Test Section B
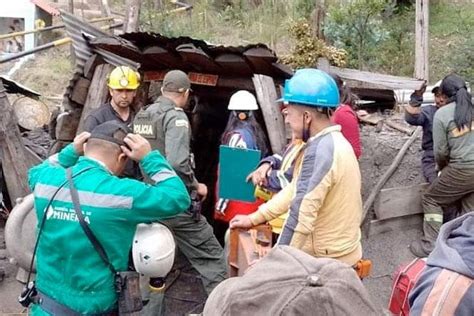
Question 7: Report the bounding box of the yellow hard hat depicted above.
[107,66,140,90]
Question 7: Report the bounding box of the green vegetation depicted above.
[140,0,315,51]
[138,0,473,84]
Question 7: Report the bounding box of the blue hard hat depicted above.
[279,68,340,108]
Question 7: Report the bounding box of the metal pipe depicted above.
[0,17,116,40]
[0,22,123,64]
[4,194,37,273]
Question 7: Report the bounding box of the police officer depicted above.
[28,121,190,315]
[83,66,140,132]
[133,70,226,315]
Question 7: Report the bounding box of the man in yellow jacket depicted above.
[230,69,363,266]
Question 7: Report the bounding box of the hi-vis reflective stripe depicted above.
[34,184,133,209]
[48,154,60,165]
[424,213,443,223]
[151,169,177,183]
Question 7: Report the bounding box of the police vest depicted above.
[133,104,167,155]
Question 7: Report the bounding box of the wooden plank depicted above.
[77,64,113,133]
[317,58,425,91]
[369,214,422,237]
[358,113,384,125]
[55,109,82,141]
[385,119,415,135]
[374,183,429,220]
[415,0,429,81]
[70,77,91,106]
[83,54,104,80]
[252,74,286,154]
[0,81,31,203]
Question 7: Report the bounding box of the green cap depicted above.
[162,70,191,93]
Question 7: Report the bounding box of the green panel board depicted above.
[218,145,261,202]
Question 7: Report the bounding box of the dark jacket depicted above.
[409,212,474,315]
[133,96,198,192]
[83,102,135,132]
[83,102,139,179]
[405,103,437,161]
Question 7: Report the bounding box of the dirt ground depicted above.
[359,112,424,202]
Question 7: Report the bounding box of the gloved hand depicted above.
[216,198,229,214]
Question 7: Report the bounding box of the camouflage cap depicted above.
[162,70,191,93]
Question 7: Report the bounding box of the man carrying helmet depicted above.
[84,66,140,132]
[230,69,363,266]
[27,121,189,315]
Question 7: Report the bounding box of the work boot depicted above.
[409,238,434,258]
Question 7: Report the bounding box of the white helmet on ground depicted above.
[132,223,175,277]
[228,90,259,111]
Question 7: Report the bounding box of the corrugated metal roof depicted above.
[0,76,40,99]
[88,33,293,79]
[61,10,290,80]
[60,10,139,73]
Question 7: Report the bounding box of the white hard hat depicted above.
[228,90,259,111]
[132,223,175,278]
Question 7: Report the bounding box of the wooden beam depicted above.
[385,119,415,135]
[317,57,425,91]
[0,81,31,203]
[415,0,429,81]
[252,74,286,154]
[123,0,142,33]
[70,77,91,106]
[368,214,422,237]
[374,183,429,220]
[83,54,105,80]
[77,64,114,133]
[55,109,82,141]
[362,126,422,221]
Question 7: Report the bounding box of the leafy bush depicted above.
[280,19,347,68]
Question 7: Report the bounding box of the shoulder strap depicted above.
[27,166,95,285]
[66,168,116,275]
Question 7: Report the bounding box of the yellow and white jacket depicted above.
[249,125,363,265]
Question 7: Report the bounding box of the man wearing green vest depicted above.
[28,121,190,315]
[133,70,226,315]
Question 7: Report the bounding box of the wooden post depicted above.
[124,0,142,33]
[77,64,114,133]
[0,81,31,203]
[311,0,326,40]
[415,0,429,81]
[100,0,112,17]
[252,74,286,154]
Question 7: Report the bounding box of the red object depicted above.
[388,258,427,315]
[214,199,264,223]
[214,169,264,223]
[331,104,362,159]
